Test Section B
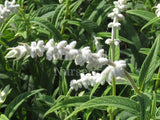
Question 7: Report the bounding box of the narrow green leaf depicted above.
[151,92,156,119]
[141,17,160,31]
[65,96,140,120]
[33,4,57,17]
[0,114,9,120]
[126,10,156,21]
[44,95,91,117]
[70,0,83,14]
[4,89,44,119]
[138,93,152,120]
[51,4,66,28]
[31,17,62,40]
[138,35,160,90]
[0,74,9,79]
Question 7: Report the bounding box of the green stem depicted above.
[60,0,70,34]
[110,17,117,61]
[155,67,160,92]
[109,108,114,120]
[112,77,116,96]
[124,70,141,94]
[66,88,72,97]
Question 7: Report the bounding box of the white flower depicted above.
[0,0,19,23]
[70,79,82,91]
[70,71,101,91]
[96,60,126,85]
[57,40,67,49]
[5,0,19,13]
[30,40,45,58]
[36,40,45,57]
[65,49,78,60]
[108,22,121,29]
[156,4,160,17]
[105,38,120,46]
[108,8,124,20]
[64,41,78,60]
[5,45,28,60]
[45,38,54,50]
[113,1,126,12]
[75,47,91,66]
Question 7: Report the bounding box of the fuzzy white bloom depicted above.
[64,41,78,60]
[86,49,108,69]
[96,60,126,85]
[5,45,29,60]
[70,79,82,91]
[108,8,124,20]
[155,4,160,17]
[70,71,101,91]
[30,40,45,58]
[75,47,91,66]
[108,22,121,29]
[113,0,126,12]
[105,38,120,46]
[0,0,19,22]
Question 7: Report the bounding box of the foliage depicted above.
[0,0,160,120]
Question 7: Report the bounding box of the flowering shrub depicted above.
[0,0,160,120]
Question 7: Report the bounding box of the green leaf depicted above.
[138,93,152,120]
[44,95,91,117]
[126,10,156,21]
[70,0,83,14]
[51,4,66,28]
[65,96,140,120]
[151,92,156,119]
[138,35,160,90]
[33,4,57,17]
[4,89,44,119]
[0,74,9,79]
[141,17,160,31]
[0,114,9,120]
[80,20,98,34]
[116,111,137,120]
[31,17,62,40]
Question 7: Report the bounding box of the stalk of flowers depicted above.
[0,0,19,22]
[70,60,127,91]
[5,38,109,70]
[106,0,126,61]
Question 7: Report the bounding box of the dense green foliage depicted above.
[0,0,160,120]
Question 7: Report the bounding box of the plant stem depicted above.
[124,70,141,94]
[155,67,160,92]
[109,108,114,120]
[112,77,116,96]
[110,17,117,62]
[66,88,72,97]
[60,0,70,34]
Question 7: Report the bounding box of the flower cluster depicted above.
[105,0,126,46]
[0,0,19,22]
[155,4,160,17]
[96,60,126,85]
[5,39,108,69]
[70,71,101,91]
[70,60,126,91]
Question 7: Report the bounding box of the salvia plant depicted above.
[0,0,160,120]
